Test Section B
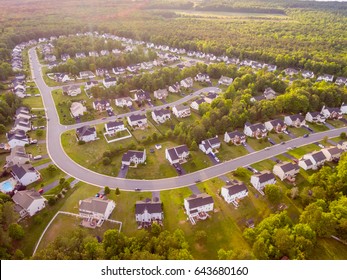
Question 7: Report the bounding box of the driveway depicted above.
[208,153,220,165]
[324,122,335,130]
[189,184,201,195]
[244,143,255,153]
[117,165,129,178]
[173,163,186,176]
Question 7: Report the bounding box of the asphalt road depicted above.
[28,47,347,191]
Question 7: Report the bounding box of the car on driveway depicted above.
[268,138,276,145]
[135,188,141,191]
[303,134,309,138]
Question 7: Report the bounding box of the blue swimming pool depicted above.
[0,179,16,193]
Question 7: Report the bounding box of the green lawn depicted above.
[268,132,291,143]
[165,93,183,103]
[148,117,178,136]
[311,238,347,260]
[31,157,51,167]
[218,143,249,161]
[251,159,276,171]
[289,127,310,137]
[181,151,212,173]
[309,123,329,132]
[23,96,44,108]
[247,137,271,151]
[326,119,346,128]
[29,164,66,190]
[127,121,161,143]
[25,143,47,157]
[287,144,320,158]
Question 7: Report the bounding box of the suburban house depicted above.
[321,147,343,161]
[54,73,71,83]
[250,171,276,194]
[112,67,126,75]
[190,98,206,110]
[195,73,210,83]
[224,131,246,145]
[85,80,99,90]
[5,146,31,168]
[127,114,148,129]
[115,97,132,108]
[284,68,299,76]
[96,68,108,77]
[133,89,151,103]
[264,119,287,133]
[7,129,29,148]
[172,104,191,118]
[76,125,97,142]
[62,85,81,96]
[284,114,306,127]
[299,150,327,170]
[204,92,218,104]
[335,77,347,86]
[180,77,194,89]
[12,190,46,217]
[11,164,41,186]
[301,70,315,79]
[100,50,110,56]
[93,100,111,111]
[105,121,125,135]
[88,51,99,57]
[263,88,277,100]
[61,53,70,61]
[13,118,31,132]
[341,103,347,114]
[273,162,300,181]
[244,122,268,139]
[151,109,171,124]
[70,102,87,118]
[79,71,95,79]
[165,145,190,165]
[317,74,334,82]
[103,77,117,88]
[135,198,164,223]
[337,141,347,151]
[153,88,168,100]
[79,197,116,224]
[169,82,180,93]
[218,76,233,86]
[221,180,248,206]
[199,137,221,154]
[305,112,326,123]
[121,150,146,166]
[184,193,214,219]
[15,107,31,120]
[320,106,342,119]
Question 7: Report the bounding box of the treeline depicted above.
[195,3,286,15]
[0,93,23,127]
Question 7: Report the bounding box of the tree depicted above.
[0,124,6,135]
[151,222,161,237]
[194,230,207,244]
[264,184,283,204]
[115,188,120,195]
[340,132,346,139]
[8,223,25,240]
[104,186,110,195]
[190,140,198,151]
[59,177,66,185]
[102,157,111,165]
[47,164,57,175]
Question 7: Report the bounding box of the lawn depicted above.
[181,151,212,173]
[309,123,329,132]
[23,96,44,108]
[29,164,66,190]
[31,157,51,167]
[165,93,182,104]
[246,137,271,151]
[218,143,249,161]
[251,159,276,171]
[148,117,178,136]
[289,126,310,137]
[268,132,291,143]
[127,121,161,143]
[311,238,347,260]
[326,119,346,128]
[287,144,320,158]
[25,143,47,157]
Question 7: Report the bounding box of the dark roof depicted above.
[135,199,163,214]
[204,136,220,146]
[122,150,145,162]
[226,131,245,138]
[303,159,313,166]
[311,151,326,162]
[193,98,205,105]
[224,182,248,196]
[153,108,170,117]
[16,106,30,115]
[326,147,343,155]
[128,114,146,122]
[175,104,190,111]
[287,114,304,122]
[253,171,275,183]
[12,190,43,209]
[206,92,218,99]
[186,193,213,209]
[93,100,109,106]
[104,77,116,83]
[175,145,189,155]
[246,123,266,132]
[277,162,299,172]
[106,121,123,129]
[268,119,285,126]
[7,129,27,141]
[11,164,36,179]
[167,148,178,161]
[76,126,96,137]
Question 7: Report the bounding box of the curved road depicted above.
[29,48,347,191]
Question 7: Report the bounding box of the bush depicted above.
[340,132,346,139]
[104,186,110,195]
[278,134,284,140]
[78,140,86,145]
[115,188,120,195]
[48,197,56,206]
[57,193,62,199]
[103,157,111,165]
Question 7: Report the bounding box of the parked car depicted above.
[303,134,309,138]
[135,188,141,191]
[38,189,44,194]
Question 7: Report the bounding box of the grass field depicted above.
[289,126,310,137]
[287,144,320,158]
[247,137,271,150]
[218,143,249,161]
[309,123,329,132]
[326,119,346,128]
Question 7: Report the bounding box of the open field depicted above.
[218,143,249,161]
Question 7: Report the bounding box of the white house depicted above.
[85,80,99,90]
[15,107,31,120]
[12,190,46,217]
[79,197,115,222]
[284,68,299,76]
[153,88,168,100]
[7,129,29,148]
[301,70,314,79]
[263,88,277,100]
[54,73,71,83]
[195,73,210,83]
[93,100,111,111]
[180,77,194,89]
[221,180,248,206]
[184,193,214,219]
[127,114,148,129]
[298,158,314,171]
[5,146,31,168]
[317,74,334,83]
[151,109,171,124]
[135,198,163,223]
[76,126,97,142]
[299,150,327,170]
[341,103,347,114]
[11,164,41,186]
[305,112,326,123]
[264,119,287,133]
[284,114,306,127]
[103,77,117,88]
[70,102,87,118]
[199,137,221,154]
[244,122,268,139]
[172,104,191,118]
[13,118,31,132]
[204,92,218,104]
[337,141,347,151]
[218,76,233,86]
[62,85,81,96]
[115,97,132,108]
[165,145,189,165]
[121,150,146,166]
[321,147,343,161]
[88,51,99,57]
[79,71,95,79]
[133,89,151,103]
[273,162,300,181]
[190,98,205,110]
[335,77,347,86]
[320,106,342,119]
[250,171,276,194]
[224,131,246,145]
[105,121,125,135]
[169,82,180,93]
[112,67,126,75]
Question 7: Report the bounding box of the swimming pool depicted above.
[0,179,16,193]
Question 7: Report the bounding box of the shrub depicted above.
[78,140,86,145]
[103,157,111,165]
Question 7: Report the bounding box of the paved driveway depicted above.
[244,144,255,153]
[117,165,129,178]
[324,122,335,130]
[189,184,201,194]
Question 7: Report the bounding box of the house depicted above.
[301,70,315,79]
[244,122,268,139]
[100,50,110,56]
[317,74,334,82]
[5,146,31,168]
[127,65,139,73]
[70,102,87,118]
[298,158,314,171]
[251,95,266,103]
[263,88,277,100]
[62,85,81,96]
[121,150,146,166]
[169,82,180,93]
[112,49,121,55]
[184,193,214,219]
[115,97,132,108]
[11,164,41,186]
[103,77,117,88]
[273,162,300,181]
[264,119,287,133]
[320,106,342,119]
[61,53,70,61]
[13,118,31,132]
[172,104,191,118]
[140,62,153,70]
[305,112,326,123]
[12,190,46,217]
[15,107,31,120]
[221,180,248,206]
[341,103,347,114]
[180,77,194,89]
[44,54,56,62]
[133,89,151,103]
[79,71,95,79]
[76,126,97,142]
[54,73,71,83]
[88,51,99,57]
[199,137,221,154]
[190,98,205,110]
[218,76,233,86]
[263,64,277,72]
[338,141,347,151]
[284,114,306,127]
[250,171,276,193]
[127,114,148,129]
[75,52,86,59]
[195,73,210,83]
[335,77,347,86]
[93,100,111,111]
[7,130,29,148]
[299,150,327,170]
[153,89,168,100]
[165,145,189,165]
[284,68,299,76]
[96,68,108,77]
[135,198,164,223]
[321,147,343,161]
[204,92,218,104]
[85,80,99,90]
[105,121,125,135]
[79,197,115,222]
[151,109,171,124]
[224,131,246,145]
[112,67,126,75]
